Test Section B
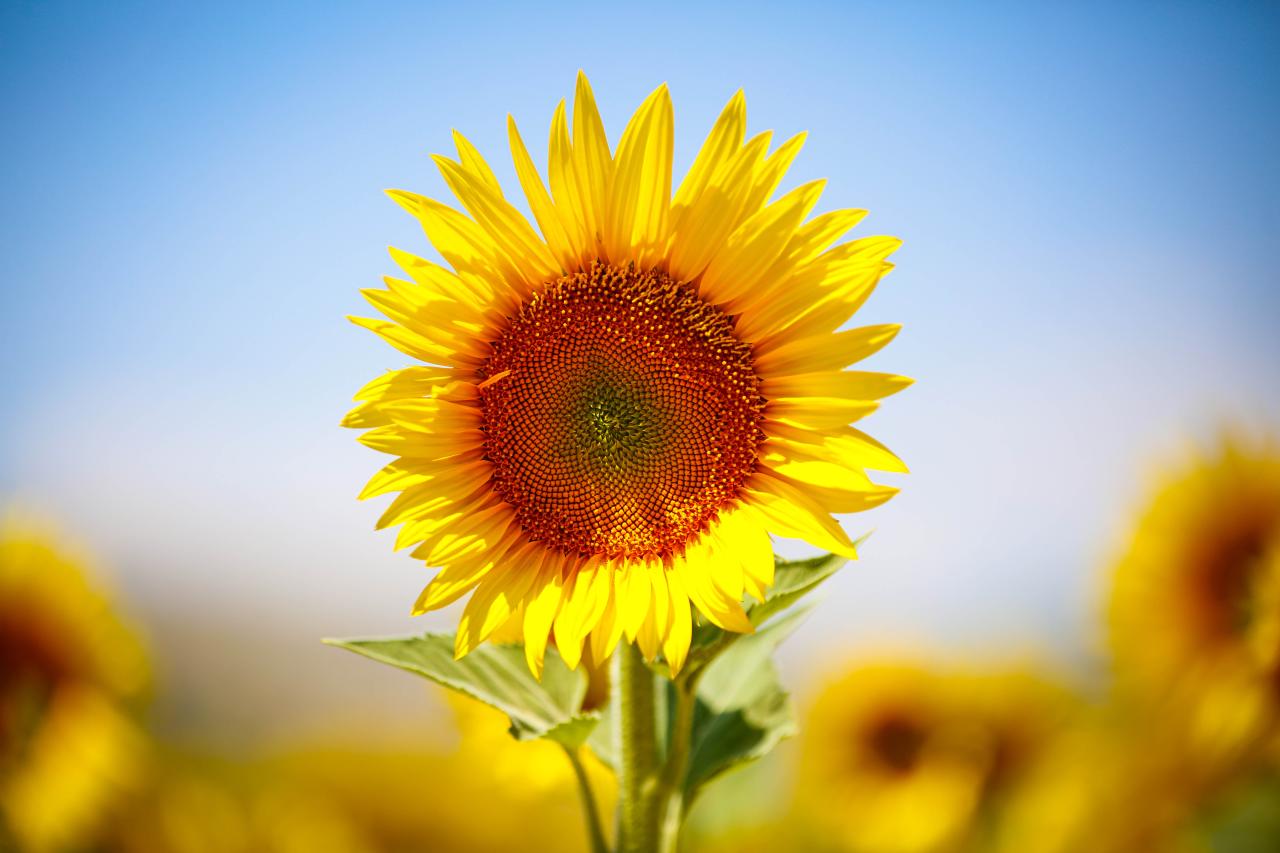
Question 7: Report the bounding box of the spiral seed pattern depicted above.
[478,261,766,561]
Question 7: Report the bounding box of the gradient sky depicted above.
[2,1,1278,740]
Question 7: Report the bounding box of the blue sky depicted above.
[2,1,1277,738]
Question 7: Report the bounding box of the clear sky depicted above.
[2,1,1277,739]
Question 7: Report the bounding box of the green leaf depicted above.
[678,605,811,798]
[686,549,852,672]
[747,551,849,627]
[324,633,599,748]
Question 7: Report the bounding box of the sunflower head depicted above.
[346,73,909,677]
[1108,434,1280,761]
[795,662,1070,853]
[0,513,149,851]
[992,716,1208,853]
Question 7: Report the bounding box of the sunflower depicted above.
[993,712,1212,853]
[346,72,908,676]
[794,662,1071,853]
[1108,434,1280,768]
[0,513,148,852]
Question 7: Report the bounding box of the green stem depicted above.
[564,745,610,853]
[615,642,659,853]
[655,676,698,853]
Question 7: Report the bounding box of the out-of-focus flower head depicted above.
[100,751,380,853]
[447,691,614,804]
[794,661,1072,853]
[1108,433,1280,772]
[994,708,1210,853]
[0,511,149,851]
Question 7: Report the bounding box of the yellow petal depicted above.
[554,560,609,669]
[522,556,564,679]
[740,237,900,342]
[739,131,806,217]
[419,503,515,565]
[671,89,745,214]
[716,509,775,602]
[769,398,880,431]
[406,194,528,309]
[764,368,913,401]
[352,366,458,403]
[456,553,540,658]
[359,456,487,501]
[387,247,497,313]
[571,72,613,252]
[701,179,826,309]
[348,316,456,366]
[662,567,693,675]
[356,424,483,460]
[754,324,904,377]
[547,99,591,257]
[679,544,753,633]
[745,472,859,559]
[376,474,491,530]
[589,591,625,664]
[617,560,652,641]
[413,551,499,614]
[667,131,773,282]
[507,115,578,270]
[606,83,673,266]
[452,129,504,198]
[432,154,559,288]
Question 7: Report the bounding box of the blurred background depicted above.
[2,1,1278,850]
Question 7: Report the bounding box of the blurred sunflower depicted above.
[101,755,380,853]
[1108,435,1280,766]
[994,712,1211,853]
[794,662,1071,853]
[0,514,149,852]
[446,692,614,804]
[346,72,908,676]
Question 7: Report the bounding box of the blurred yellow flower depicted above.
[447,692,615,806]
[264,739,606,853]
[994,709,1208,853]
[794,661,1072,853]
[102,726,613,853]
[345,71,908,676]
[101,752,380,853]
[1108,435,1280,770]
[0,514,149,852]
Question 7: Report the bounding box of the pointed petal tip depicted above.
[525,653,545,681]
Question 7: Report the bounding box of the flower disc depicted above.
[479,261,765,562]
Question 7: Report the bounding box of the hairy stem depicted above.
[616,642,659,852]
[655,675,698,853]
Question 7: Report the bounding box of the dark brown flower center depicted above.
[478,261,765,561]
[865,714,927,775]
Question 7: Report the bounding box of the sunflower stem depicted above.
[654,674,698,853]
[564,745,610,853]
[616,642,659,852]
